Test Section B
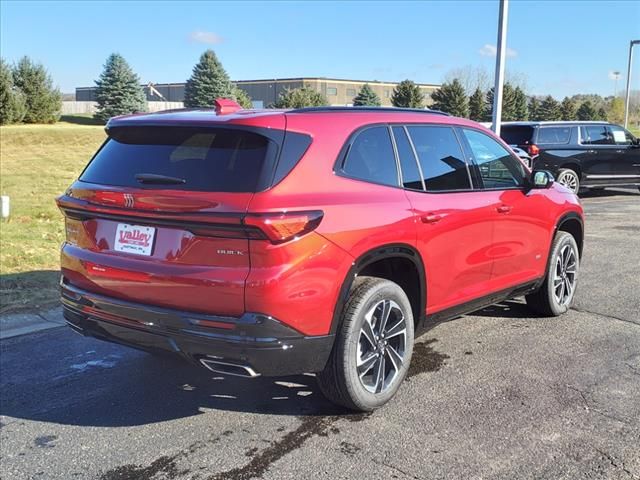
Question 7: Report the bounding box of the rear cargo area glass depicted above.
[500,126,534,145]
[80,127,276,192]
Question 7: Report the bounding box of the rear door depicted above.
[578,124,617,182]
[58,125,283,316]
[392,125,495,313]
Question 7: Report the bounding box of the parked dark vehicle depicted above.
[500,121,640,194]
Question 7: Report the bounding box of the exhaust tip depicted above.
[199,357,260,378]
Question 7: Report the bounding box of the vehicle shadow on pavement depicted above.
[0,330,350,427]
[579,188,639,198]
[467,300,537,319]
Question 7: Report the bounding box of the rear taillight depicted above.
[528,144,540,156]
[243,211,323,244]
[64,217,82,245]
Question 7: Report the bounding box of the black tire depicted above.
[526,232,579,316]
[556,168,580,194]
[317,276,414,411]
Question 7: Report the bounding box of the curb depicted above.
[0,307,66,340]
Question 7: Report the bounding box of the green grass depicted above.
[0,123,106,313]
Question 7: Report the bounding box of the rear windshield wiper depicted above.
[135,173,186,185]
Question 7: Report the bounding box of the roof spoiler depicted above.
[215,98,243,115]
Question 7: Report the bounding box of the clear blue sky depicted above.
[1,0,639,98]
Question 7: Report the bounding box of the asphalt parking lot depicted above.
[1,189,639,480]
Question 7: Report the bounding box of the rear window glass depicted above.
[580,126,613,145]
[406,126,471,191]
[80,127,277,192]
[392,126,424,190]
[500,126,534,146]
[537,126,571,144]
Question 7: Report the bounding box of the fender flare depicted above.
[555,211,584,256]
[329,243,427,334]
[536,211,584,290]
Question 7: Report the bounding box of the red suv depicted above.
[57,101,584,411]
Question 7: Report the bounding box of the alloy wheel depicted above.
[356,299,407,394]
[557,171,579,193]
[553,244,578,306]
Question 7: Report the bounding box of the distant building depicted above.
[75,77,440,107]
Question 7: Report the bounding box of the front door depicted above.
[608,125,640,179]
[459,127,550,291]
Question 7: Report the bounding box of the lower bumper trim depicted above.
[61,279,335,376]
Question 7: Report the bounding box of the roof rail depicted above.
[288,106,450,116]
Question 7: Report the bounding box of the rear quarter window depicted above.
[341,126,399,187]
[537,126,572,144]
[80,127,278,193]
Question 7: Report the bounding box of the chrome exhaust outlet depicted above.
[199,357,261,378]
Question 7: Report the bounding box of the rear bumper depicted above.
[60,279,334,376]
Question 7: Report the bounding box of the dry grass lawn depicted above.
[0,121,105,313]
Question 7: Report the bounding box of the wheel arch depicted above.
[556,212,584,258]
[559,162,582,179]
[330,243,427,334]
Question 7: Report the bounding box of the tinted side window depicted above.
[342,126,398,187]
[608,125,633,145]
[537,126,571,144]
[392,126,424,190]
[580,126,613,145]
[462,128,526,189]
[406,126,471,191]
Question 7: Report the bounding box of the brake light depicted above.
[243,211,323,244]
[528,144,540,156]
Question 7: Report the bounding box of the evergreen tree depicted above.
[353,83,381,106]
[391,80,424,108]
[538,95,561,121]
[430,79,468,117]
[607,97,624,124]
[184,50,233,108]
[273,87,327,108]
[576,100,597,120]
[528,97,541,121]
[0,58,26,124]
[12,56,61,124]
[468,87,485,121]
[485,83,517,121]
[94,53,146,123]
[560,97,577,120]
[231,86,252,109]
[513,86,528,121]
[597,107,608,121]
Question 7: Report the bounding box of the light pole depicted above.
[491,0,509,136]
[624,40,639,129]
[611,71,620,97]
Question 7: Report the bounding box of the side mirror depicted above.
[632,137,640,147]
[531,170,554,189]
